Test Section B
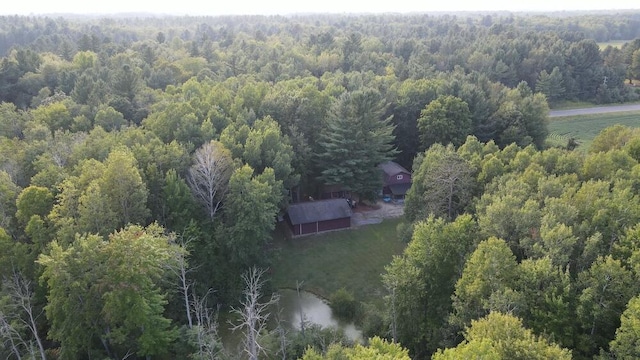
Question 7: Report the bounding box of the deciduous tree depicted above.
[450,237,520,331]
[418,95,472,149]
[576,255,637,356]
[38,224,180,359]
[405,144,475,222]
[99,147,150,228]
[382,214,478,357]
[610,295,640,359]
[223,165,281,267]
[301,336,410,360]
[433,312,572,360]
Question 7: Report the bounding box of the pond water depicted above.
[220,288,363,352]
[276,288,363,342]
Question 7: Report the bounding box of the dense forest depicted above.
[2,10,640,359]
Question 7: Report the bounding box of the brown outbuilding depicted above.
[286,198,352,236]
[378,161,412,200]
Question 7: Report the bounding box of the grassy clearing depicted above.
[597,40,629,50]
[270,218,406,302]
[548,111,640,151]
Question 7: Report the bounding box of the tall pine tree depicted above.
[316,88,397,201]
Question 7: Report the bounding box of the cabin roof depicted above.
[378,161,410,177]
[287,199,353,225]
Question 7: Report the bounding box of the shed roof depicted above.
[378,161,410,177]
[287,199,353,225]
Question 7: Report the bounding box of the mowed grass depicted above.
[548,111,640,151]
[270,218,406,302]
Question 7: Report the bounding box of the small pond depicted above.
[221,288,363,352]
[277,288,363,342]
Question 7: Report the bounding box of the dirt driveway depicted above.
[351,201,404,227]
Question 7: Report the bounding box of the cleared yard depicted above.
[270,218,405,302]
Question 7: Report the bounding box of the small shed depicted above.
[286,199,352,236]
[379,161,412,199]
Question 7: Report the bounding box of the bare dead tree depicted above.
[421,151,473,221]
[271,302,289,360]
[296,280,305,338]
[230,267,279,360]
[188,141,233,221]
[192,289,223,360]
[1,271,46,360]
[167,232,224,360]
[0,312,25,360]
[167,233,195,329]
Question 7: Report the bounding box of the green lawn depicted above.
[270,218,406,302]
[548,111,640,151]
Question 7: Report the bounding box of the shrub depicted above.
[360,303,387,338]
[329,288,358,321]
[396,221,414,243]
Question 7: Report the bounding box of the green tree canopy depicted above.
[38,224,180,359]
[433,312,572,360]
[610,295,640,359]
[405,144,475,222]
[223,165,281,268]
[301,336,410,360]
[383,214,479,357]
[450,237,519,330]
[418,95,472,150]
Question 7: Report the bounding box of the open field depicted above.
[270,218,405,301]
[597,40,630,50]
[548,111,640,151]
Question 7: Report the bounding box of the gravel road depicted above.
[549,104,640,118]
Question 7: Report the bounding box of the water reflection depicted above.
[277,288,362,342]
[220,288,363,353]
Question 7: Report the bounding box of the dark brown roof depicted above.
[287,199,352,225]
[378,161,410,177]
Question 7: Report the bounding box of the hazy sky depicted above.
[2,0,639,16]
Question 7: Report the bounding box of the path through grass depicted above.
[270,218,405,302]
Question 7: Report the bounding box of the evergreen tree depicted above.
[316,88,397,201]
[536,67,565,104]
